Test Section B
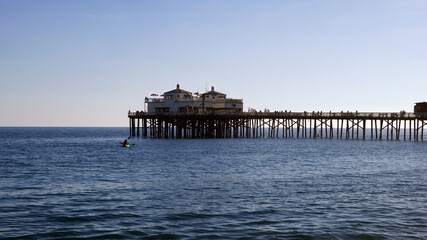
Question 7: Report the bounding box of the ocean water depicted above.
[0,127,425,240]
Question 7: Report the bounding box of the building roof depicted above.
[164,84,192,95]
[201,86,226,96]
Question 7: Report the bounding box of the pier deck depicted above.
[128,111,427,141]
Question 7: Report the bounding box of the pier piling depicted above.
[128,112,426,141]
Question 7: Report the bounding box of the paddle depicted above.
[120,137,135,145]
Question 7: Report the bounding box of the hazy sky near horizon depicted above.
[1,0,426,126]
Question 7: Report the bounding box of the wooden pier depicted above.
[128,111,426,141]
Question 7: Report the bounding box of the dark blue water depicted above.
[0,127,425,239]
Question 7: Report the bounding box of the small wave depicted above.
[166,212,217,221]
[246,219,281,225]
[47,215,101,223]
[83,233,129,239]
[47,212,142,223]
[141,233,189,239]
[238,209,278,216]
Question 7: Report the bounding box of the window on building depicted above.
[165,95,173,100]
[156,108,170,113]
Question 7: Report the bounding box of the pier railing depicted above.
[129,111,427,119]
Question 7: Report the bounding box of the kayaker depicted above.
[123,139,129,146]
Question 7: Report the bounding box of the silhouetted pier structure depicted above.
[128,111,426,141]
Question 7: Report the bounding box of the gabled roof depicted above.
[164,84,192,95]
[165,89,192,94]
[201,86,226,96]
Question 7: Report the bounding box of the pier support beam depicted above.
[127,112,425,141]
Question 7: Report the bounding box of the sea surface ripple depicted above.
[0,127,426,239]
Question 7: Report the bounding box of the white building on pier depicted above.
[145,84,243,115]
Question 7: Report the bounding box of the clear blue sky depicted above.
[1,0,426,126]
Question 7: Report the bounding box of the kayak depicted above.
[123,144,130,147]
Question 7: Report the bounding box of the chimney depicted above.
[211,86,214,91]
[177,84,180,89]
